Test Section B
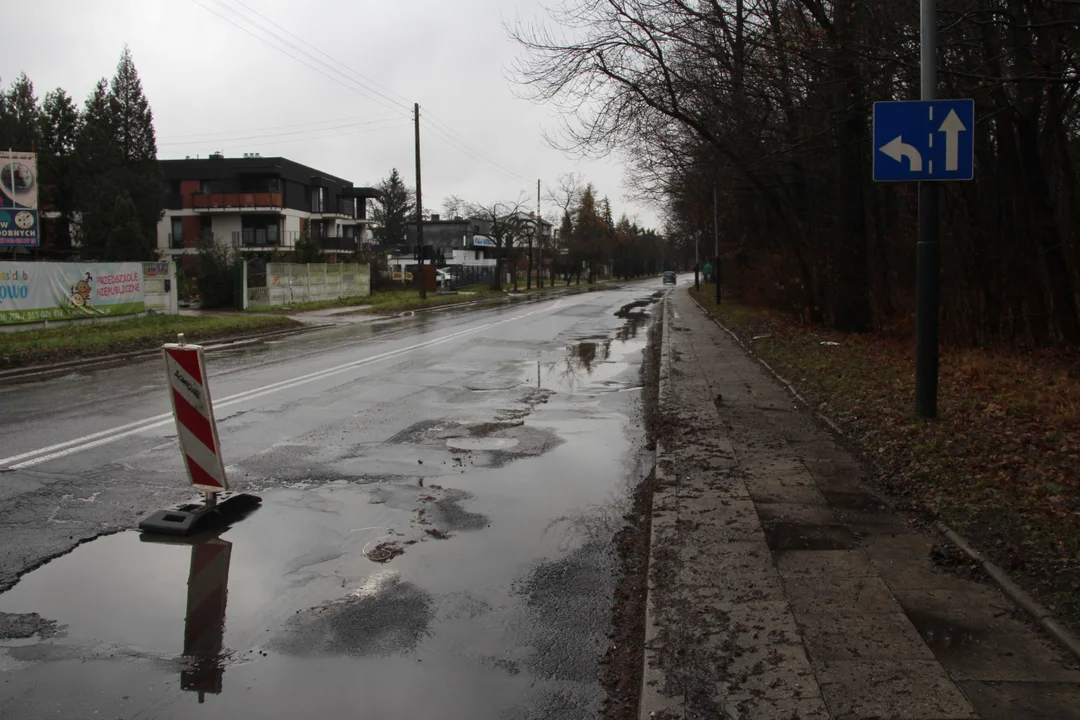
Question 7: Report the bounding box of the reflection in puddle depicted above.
[446,437,521,451]
[140,533,234,704]
[540,297,656,392]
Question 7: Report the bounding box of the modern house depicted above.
[157,154,381,260]
[402,213,552,267]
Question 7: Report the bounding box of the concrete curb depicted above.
[638,294,673,720]
[686,291,1080,665]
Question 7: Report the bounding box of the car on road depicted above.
[663,270,677,285]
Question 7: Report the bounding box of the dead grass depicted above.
[690,285,1080,633]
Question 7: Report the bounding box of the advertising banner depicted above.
[0,151,39,247]
[0,262,145,325]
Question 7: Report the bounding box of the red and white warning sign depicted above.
[163,342,229,492]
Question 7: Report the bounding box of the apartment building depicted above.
[157,154,380,259]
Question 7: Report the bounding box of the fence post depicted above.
[242,260,249,311]
[169,259,179,314]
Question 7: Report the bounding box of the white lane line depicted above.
[3,300,566,470]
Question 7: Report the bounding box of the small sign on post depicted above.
[139,334,259,535]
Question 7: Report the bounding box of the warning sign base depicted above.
[138,492,261,536]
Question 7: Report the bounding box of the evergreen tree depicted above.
[0,73,40,151]
[574,185,606,283]
[74,47,162,261]
[371,168,414,246]
[76,78,116,168]
[109,46,157,164]
[38,89,81,249]
[103,191,145,261]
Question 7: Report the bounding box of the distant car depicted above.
[436,269,452,288]
[663,271,677,285]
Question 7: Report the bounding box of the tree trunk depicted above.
[527,240,533,290]
[829,5,872,333]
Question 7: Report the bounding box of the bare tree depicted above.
[467,198,529,291]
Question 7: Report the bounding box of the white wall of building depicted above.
[156,217,171,251]
[449,249,496,267]
[282,211,304,247]
[212,215,242,245]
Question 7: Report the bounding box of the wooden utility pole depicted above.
[414,103,426,300]
[537,179,543,289]
[713,183,721,305]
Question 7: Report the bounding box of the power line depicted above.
[210,0,411,114]
[158,110,403,141]
[186,0,411,118]
[421,120,531,185]
[159,118,407,147]
[189,0,534,186]
[423,110,531,183]
[167,121,405,152]
[228,0,414,109]
[421,119,531,184]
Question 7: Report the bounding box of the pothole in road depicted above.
[446,437,520,451]
[464,378,520,392]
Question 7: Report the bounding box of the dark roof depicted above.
[159,156,375,194]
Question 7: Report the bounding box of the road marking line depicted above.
[2,301,566,470]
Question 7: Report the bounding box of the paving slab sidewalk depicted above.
[640,289,1080,719]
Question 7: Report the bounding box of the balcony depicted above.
[191,192,282,211]
[320,235,357,252]
[168,230,214,249]
[232,228,293,248]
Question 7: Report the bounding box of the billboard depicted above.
[0,262,145,325]
[0,151,39,247]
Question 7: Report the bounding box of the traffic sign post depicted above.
[872,0,975,420]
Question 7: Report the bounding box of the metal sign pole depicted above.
[915,0,940,419]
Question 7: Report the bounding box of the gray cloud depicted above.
[3,0,658,227]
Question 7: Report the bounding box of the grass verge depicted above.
[0,314,301,370]
[357,287,501,314]
[689,285,1080,634]
[261,295,372,314]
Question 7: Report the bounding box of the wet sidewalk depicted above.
[640,290,1080,719]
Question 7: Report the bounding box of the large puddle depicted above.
[0,294,660,719]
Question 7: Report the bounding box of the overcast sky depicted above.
[2,0,658,228]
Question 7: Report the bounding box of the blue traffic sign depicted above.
[873,99,974,182]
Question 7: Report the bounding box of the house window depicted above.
[241,216,280,247]
[200,180,212,195]
[310,186,327,213]
[171,217,183,248]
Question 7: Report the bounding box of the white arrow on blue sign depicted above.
[873,99,975,182]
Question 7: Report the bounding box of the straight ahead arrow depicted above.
[938,109,966,172]
[879,136,923,172]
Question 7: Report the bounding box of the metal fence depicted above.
[443,265,495,288]
[245,262,370,309]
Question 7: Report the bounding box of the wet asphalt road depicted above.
[0,282,663,719]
